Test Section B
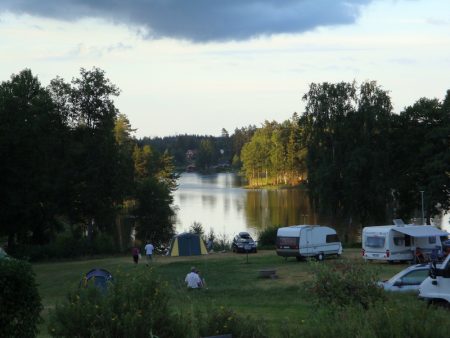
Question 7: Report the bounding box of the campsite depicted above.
[33,248,450,337]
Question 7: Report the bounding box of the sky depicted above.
[0,0,449,138]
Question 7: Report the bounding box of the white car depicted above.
[419,254,450,304]
[379,264,430,292]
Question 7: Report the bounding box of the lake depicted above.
[173,172,327,242]
[173,172,450,243]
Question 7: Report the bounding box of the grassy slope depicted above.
[33,249,407,337]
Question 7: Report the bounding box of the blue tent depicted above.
[80,268,113,291]
[168,233,207,257]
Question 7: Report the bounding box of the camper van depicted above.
[362,221,449,263]
[276,225,342,261]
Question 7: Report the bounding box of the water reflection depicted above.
[173,172,316,241]
[173,173,448,243]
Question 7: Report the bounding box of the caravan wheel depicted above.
[316,253,324,261]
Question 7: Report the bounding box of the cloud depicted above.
[0,0,373,42]
[426,17,450,26]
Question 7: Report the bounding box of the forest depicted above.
[240,82,450,226]
[0,68,178,258]
[145,81,449,227]
[1,69,449,258]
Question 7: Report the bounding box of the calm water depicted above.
[173,172,316,241]
[173,172,450,242]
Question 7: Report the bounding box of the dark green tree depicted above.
[302,81,394,225]
[132,144,176,244]
[392,93,450,222]
[48,67,122,237]
[196,138,216,169]
[0,69,67,248]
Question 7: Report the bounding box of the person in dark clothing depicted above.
[132,246,140,264]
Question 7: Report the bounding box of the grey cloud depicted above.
[0,0,373,42]
[426,17,450,26]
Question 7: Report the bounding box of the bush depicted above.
[48,269,189,338]
[285,295,450,337]
[257,226,279,247]
[213,233,232,252]
[0,258,42,337]
[10,233,118,261]
[309,259,385,308]
[197,306,269,338]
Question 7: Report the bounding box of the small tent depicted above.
[168,232,208,257]
[80,268,113,292]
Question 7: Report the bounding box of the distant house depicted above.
[186,149,197,162]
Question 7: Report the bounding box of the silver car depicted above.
[379,264,430,292]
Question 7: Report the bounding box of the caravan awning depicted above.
[394,226,449,238]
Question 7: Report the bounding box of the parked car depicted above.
[232,232,257,253]
[379,264,430,292]
[419,254,450,304]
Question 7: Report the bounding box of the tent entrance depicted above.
[178,234,201,255]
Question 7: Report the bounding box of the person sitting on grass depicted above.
[185,266,202,289]
[196,269,207,289]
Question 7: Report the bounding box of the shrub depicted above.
[189,221,205,236]
[257,226,279,247]
[309,259,385,308]
[48,269,189,338]
[197,306,269,338]
[10,233,118,261]
[0,258,42,337]
[215,233,232,251]
[285,295,450,337]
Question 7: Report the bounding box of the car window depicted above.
[401,269,429,285]
[240,237,253,242]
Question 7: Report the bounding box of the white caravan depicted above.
[276,225,342,261]
[419,254,450,304]
[362,221,448,262]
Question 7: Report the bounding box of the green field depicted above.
[33,249,410,337]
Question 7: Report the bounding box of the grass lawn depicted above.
[33,249,410,337]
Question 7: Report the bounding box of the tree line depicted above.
[240,81,450,226]
[0,68,177,253]
[141,126,258,171]
[2,68,447,254]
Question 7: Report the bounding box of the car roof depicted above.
[400,264,429,272]
[386,264,430,284]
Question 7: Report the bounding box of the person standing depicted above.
[207,239,213,253]
[144,241,154,264]
[185,267,202,289]
[131,245,140,264]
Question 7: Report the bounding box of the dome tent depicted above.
[168,232,208,257]
[80,268,113,292]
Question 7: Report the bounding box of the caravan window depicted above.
[394,237,405,246]
[365,236,385,248]
[326,234,339,243]
[428,237,436,244]
[277,237,298,248]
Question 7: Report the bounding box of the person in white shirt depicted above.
[144,242,154,264]
[185,267,202,289]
